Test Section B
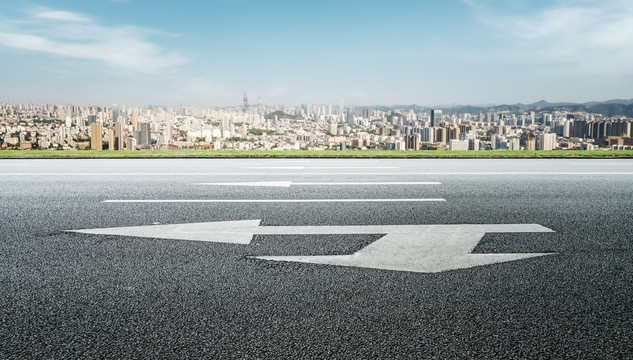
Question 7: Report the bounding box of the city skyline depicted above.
[1,0,632,106]
[2,99,631,152]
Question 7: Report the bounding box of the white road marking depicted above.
[245,166,401,169]
[573,162,633,165]
[193,181,294,187]
[252,223,556,273]
[292,182,441,185]
[192,181,441,187]
[245,166,305,169]
[67,220,555,273]
[103,198,446,203]
[67,220,261,244]
[2,172,633,176]
[276,160,379,163]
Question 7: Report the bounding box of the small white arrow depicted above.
[67,221,556,273]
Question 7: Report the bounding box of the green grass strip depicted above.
[1,149,633,158]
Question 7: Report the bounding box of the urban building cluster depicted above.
[1,99,632,151]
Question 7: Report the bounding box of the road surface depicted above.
[1,158,632,358]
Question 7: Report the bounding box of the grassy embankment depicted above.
[1,149,633,158]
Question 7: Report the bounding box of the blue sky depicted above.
[0,0,632,106]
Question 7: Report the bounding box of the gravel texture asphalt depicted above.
[1,159,632,359]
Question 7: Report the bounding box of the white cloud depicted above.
[0,7,189,73]
[465,0,633,74]
[34,10,92,22]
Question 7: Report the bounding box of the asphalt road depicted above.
[1,158,632,359]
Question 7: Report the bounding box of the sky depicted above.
[0,0,632,107]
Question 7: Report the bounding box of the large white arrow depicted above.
[67,221,555,273]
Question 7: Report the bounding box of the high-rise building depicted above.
[115,121,125,150]
[90,122,103,150]
[434,127,447,144]
[420,127,435,143]
[126,137,137,151]
[329,122,338,135]
[543,113,553,126]
[129,114,138,130]
[448,139,469,150]
[405,135,420,150]
[508,137,520,150]
[491,135,509,150]
[537,133,557,150]
[112,104,119,123]
[108,129,115,150]
[431,109,442,127]
[339,100,344,122]
[347,104,355,125]
[134,122,151,147]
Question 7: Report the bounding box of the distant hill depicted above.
[368,105,427,112]
[522,100,577,108]
[365,99,633,117]
[583,99,633,106]
[442,104,522,115]
[265,111,303,120]
[540,104,633,118]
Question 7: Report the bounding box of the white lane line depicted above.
[245,166,400,169]
[103,198,446,203]
[192,181,442,187]
[246,166,305,169]
[2,172,633,176]
[193,181,294,187]
[296,181,441,185]
[276,160,379,163]
[573,163,633,165]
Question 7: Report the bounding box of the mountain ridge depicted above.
[363,99,633,118]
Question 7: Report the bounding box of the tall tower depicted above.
[108,128,115,150]
[112,104,119,123]
[347,104,355,125]
[134,122,152,147]
[431,109,442,127]
[90,122,103,150]
[339,100,344,123]
[115,121,125,150]
[243,92,248,113]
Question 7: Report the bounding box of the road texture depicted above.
[1,158,632,359]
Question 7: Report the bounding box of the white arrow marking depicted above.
[67,220,262,244]
[67,221,555,273]
[191,181,441,187]
[253,224,555,273]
